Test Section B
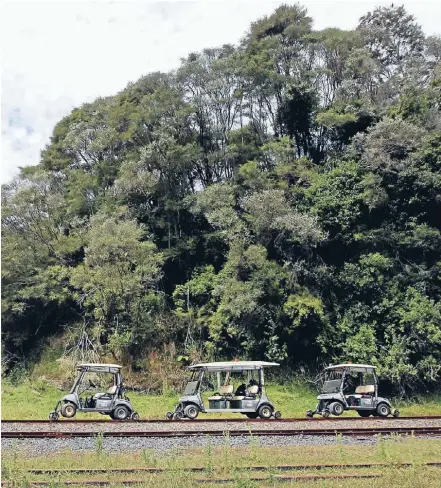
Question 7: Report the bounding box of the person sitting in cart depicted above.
[235,382,247,396]
[235,377,259,397]
[342,372,357,394]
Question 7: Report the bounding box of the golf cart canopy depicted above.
[187,361,279,372]
[325,364,376,373]
[76,363,122,373]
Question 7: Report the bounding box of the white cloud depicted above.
[1,0,440,182]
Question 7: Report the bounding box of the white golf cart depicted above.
[49,363,139,421]
[306,363,399,418]
[166,361,281,420]
[166,361,282,420]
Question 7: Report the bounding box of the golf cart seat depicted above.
[345,385,375,400]
[355,385,375,395]
[93,385,118,400]
[246,385,259,397]
[208,385,233,401]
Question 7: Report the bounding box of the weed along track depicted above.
[2,462,441,486]
[0,473,385,485]
[16,461,441,474]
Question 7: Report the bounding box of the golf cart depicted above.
[49,363,139,421]
[306,363,399,418]
[166,361,282,420]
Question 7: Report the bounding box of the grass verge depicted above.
[2,378,441,420]
[2,437,441,487]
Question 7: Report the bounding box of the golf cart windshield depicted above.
[321,370,343,393]
[71,365,121,396]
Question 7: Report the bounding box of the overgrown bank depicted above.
[3,378,441,420]
[2,341,441,420]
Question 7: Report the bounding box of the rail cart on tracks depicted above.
[307,363,400,418]
[49,363,139,421]
[166,361,282,420]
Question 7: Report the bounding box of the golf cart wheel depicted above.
[49,412,59,421]
[376,403,391,417]
[166,411,174,420]
[184,404,199,420]
[61,402,77,418]
[322,408,331,418]
[306,410,314,418]
[274,410,282,419]
[357,410,371,417]
[131,412,140,421]
[392,409,400,418]
[172,411,183,420]
[329,402,344,416]
[258,405,273,419]
[112,405,130,421]
[245,413,259,419]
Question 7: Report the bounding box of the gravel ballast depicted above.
[3,418,440,456]
[3,418,441,456]
[3,418,441,433]
[4,433,441,457]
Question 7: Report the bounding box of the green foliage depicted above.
[358,5,425,74]
[68,209,165,354]
[283,289,325,331]
[2,3,441,395]
[316,110,357,128]
[306,160,366,233]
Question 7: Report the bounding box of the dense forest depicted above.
[2,4,441,394]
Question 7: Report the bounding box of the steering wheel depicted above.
[200,380,215,393]
[78,379,97,396]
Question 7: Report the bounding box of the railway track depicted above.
[3,426,441,438]
[2,462,441,486]
[0,473,383,485]
[3,415,441,424]
[18,460,441,474]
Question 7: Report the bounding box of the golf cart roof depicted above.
[188,361,279,372]
[325,363,376,372]
[76,363,122,372]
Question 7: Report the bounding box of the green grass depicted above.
[2,377,441,420]
[3,341,441,420]
[0,379,316,420]
[2,436,441,487]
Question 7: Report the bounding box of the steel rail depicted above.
[1,473,384,485]
[3,415,441,424]
[3,426,441,439]
[3,461,441,486]
[25,461,441,474]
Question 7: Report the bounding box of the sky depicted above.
[1,0,440,183]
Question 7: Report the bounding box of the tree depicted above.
[69,208,164,355]
[358,5,425,79]
[2,3,441,393]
